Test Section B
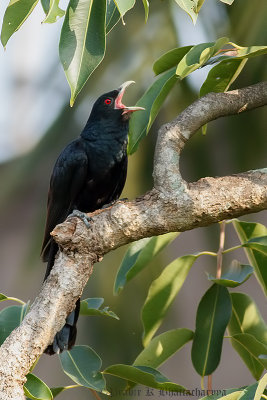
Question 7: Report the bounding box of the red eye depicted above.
[104,98,112,105]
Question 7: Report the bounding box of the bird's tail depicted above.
[43,239,80,355]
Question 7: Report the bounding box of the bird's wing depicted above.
[41,141,88,260]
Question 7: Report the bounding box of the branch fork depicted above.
[0,82,267,399]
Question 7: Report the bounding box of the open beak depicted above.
[115,81,145,114]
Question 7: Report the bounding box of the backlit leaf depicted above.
[42,0,65,23]
[106,0,121,34]
[243,236,267,255]
[128,68,178,154]
[1,0,39,47]
[142,255,198,346]
[254,373,267,400]
[191,284,232,376]
[233,220,267,296]
[200,58,247,97]
[173,0,202,25]
[59,345,107,393]
[114,233,178,294]
[142,0,149,22]
[219,0,235,4]
[133,328,193,368]
[228,292,267,379]
[176,37,229,79]
[228,292,267,345]
[59,0,106,106]
[113,0,135,22]
[153,46,193,75]
[230,333,267,380]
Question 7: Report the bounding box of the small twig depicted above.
[216,221,226,279]
[90,389,102,400]
[207,375,213,394]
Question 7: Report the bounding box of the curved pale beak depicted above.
[115,81,145,113]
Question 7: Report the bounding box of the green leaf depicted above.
[219,0,235,4]
[104,364,187,392]
[153,46,193,75]
[59,345,107,393]
[106,0,121,34]
[42,0,65,23]
[176,37,229,79]
[142,0,149,22]
[207,261,254,288]
[1,0,39,47]
[0,294,8,302]
[230,333,267,380]
[24,374,52,400]
[80,298,119,320]
[233,220,267,296]
[237,383,258,400]
[254,372,267,400]
[228,292,267,379]
[59,0,106,106]
[114,232,178,294]
[0,304,28,345]
[215,393,243,400]
[41,0,50,14]
[259,354,267,368]
[173,0,202,25]
[243,236,267,255]
[200,58,247,97]
[142,255,197,347]
[113,0,135,22]
[133,328,193,368]
[235,44,267,58]
[191,284,232,376]
[128,68,178,154]
[228,292,267,345]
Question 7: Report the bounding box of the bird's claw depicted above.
[68,209,92,228]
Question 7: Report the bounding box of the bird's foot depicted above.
[68,209,92,228]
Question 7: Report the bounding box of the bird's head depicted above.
[89,81,145,123]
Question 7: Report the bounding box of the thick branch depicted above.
[0,82,266,399]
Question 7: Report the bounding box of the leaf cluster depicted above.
[1,219,267,399]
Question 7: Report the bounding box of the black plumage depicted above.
[41,81,144,355]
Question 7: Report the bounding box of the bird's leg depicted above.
[68,209,92,228]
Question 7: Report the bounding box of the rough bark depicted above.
[0,82,266,399]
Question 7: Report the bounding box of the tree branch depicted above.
[0,82,266,399]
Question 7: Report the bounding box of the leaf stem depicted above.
[222,244,243,254]
[7,297,25,305]
[198,251,218,257]
[217,221,226,279]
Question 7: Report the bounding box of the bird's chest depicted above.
[89,139,127,179]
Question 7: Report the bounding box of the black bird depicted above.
[41,81,144,355]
